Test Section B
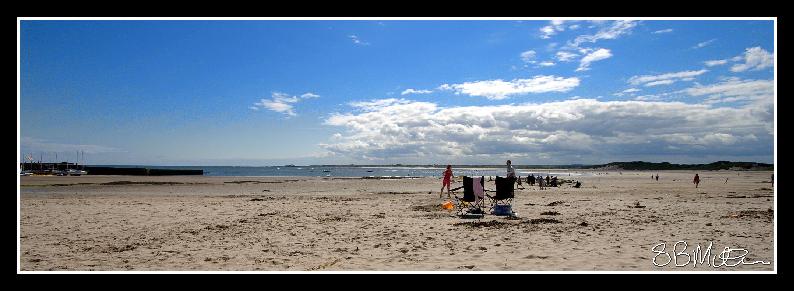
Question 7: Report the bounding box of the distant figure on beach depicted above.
[506,160,516,179]
[655,174,659,181]
[506,160,523,189]
[546,175,550,185]
[693,174,700,188]
[551,176,558,187]
[574,181,581,188]
[771,174,774,183]
[440,165,453,198]
[528,175,535,186]
[538,175,545,190]
[725,178,729,184]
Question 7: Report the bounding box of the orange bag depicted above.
[442,201,454,210]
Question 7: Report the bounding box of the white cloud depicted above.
[576,48,612,72]
[539,26,557,39]
[568,24,580,30]
[730,47,773,72]
[682,78,773,105]
[693,39,716,49]
[251,92,320,117]
[401,88,433,95]
[614,88,641,96]
[644,80,676,87]
[633,94,663,101]
[538,61,556,67]
[568,20,638,48]
[438,75,580,100]
[704,59,728,67]
[653,29,674,34]
[256,99,295,116]
[520,50,537,63]
[348,35,370,45]
[556,51,579,62]
[321,98,772,163]
[628,69,708,87]
[539,20,568,39]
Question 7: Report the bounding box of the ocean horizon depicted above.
[85,165,594,177]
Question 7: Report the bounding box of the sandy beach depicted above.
[18,170,774,271]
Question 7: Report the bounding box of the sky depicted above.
[19,19,775,166]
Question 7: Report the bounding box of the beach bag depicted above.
[493,204,512,216]
[442,201,454,210]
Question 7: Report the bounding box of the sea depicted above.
[93,165,592,178]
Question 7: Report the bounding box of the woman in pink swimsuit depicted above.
[440,165,453,198]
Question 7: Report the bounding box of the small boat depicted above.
[322,170,331,172]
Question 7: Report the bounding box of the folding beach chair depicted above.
[486,176,515,213]
[452,176,486,218]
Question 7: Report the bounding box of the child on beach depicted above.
[440,165,453,198]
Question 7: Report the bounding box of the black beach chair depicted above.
[452,176,486,217]
[486,176,515,212]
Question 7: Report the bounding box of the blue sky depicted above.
[19,19,775,165]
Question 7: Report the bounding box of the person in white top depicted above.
[506,160,523,189]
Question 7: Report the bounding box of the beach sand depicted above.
[19,171,774,271]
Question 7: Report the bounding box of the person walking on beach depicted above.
[693,173,700,188]
[655,174,659,181]
[440,165,453,198]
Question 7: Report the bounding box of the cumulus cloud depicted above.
[320,98,772,163]
[628,69,708,87]
[438,75,580,100]
[401,88,433,95]
[653,29,673,34]
[251,92,320,117]
[538,61,556,67]
[576,48,612,72]
[731,47,773,72]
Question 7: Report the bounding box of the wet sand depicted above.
[19,171,774,271]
